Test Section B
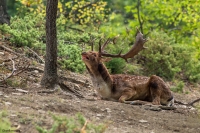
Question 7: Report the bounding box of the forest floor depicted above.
[0,41,200,133]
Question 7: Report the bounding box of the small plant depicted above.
[0,111,14,133]
[36,113,108,133]
[170,81,184,93]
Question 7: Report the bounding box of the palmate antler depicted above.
[99,28,148,61]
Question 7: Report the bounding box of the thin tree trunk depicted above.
[0,0,10,25]
[41,0,58,89]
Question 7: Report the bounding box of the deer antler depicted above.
[100,28,148,61]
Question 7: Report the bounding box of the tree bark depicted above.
[0,0,10,25]
[41,0,58,89]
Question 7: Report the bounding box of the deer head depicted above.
[82,28,147,75]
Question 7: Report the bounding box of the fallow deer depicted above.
[82,29,174,107]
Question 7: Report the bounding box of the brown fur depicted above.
[82,51,174,106]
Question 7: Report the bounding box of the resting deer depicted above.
[82,29,174,107]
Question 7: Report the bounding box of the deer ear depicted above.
[101,57,112,62]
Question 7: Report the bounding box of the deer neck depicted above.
[86,62,113,88]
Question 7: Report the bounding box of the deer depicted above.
[81,29,174,108]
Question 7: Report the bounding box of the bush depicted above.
[170,81,184,93]
[105,58,126,74]
[36,113,108,133]
[58,44,85,73]
[137,30,200,82]
[0,13,45,47]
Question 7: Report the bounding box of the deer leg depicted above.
[119,89,135,103]
[148,75,162,105]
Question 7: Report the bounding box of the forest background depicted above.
[1,0,200,92]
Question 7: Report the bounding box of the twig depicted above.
[0,44,22,56]
[0,58,16,83]
[26,47,44,63]
[188,98,200,106]
[67,26,84,32]
[14,63,30,76]
[174,100,187,105]
[26,66,44,73]
[175,98,200,107]
[2,56,18,62]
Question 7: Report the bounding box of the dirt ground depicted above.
[0,42,200,133]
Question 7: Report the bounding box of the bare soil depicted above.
[0,42,200,133]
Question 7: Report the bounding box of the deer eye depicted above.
[93,54,96,57]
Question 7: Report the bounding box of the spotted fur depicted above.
[82,51,174,106]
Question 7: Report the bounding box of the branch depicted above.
[188,98,200,107]
[26,47,44,63]
[0,44,22,56]
[175,98,200,107]
[137,0,143,33]
[0,58,16,83]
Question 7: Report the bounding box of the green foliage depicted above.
[36,113,107,133]
[106,58,126,74]
[170,81,184,93]
[0,13,45,47]
[58,44,85,73]
[0,111,14,133]
[3,0,200,83]
[64,0,109,26]
[138,30,200,82]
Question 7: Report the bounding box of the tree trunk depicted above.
[41,0,58,89]
[0,0,10,25]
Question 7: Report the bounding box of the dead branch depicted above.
[175,98,200,107]
[14,63,30,76]
[26,66,44,73]
[26,47,44,63]
[0,58,16,83]
[0,44,22,56]
[174,100,187,105]
[188,98,200,106]
[2,56,18,62]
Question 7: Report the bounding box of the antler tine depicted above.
[99,28,148,61]
[99,38,103,56]
[122,28,148,60]
[101,38,111,52]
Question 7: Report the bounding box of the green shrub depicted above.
[170,81,184,93]
[0,111,14,133]
[105,58,126,74]
[58,44,85,73]
[0,13,45,47]
[36,113,108,133]
[137,30,200,82]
